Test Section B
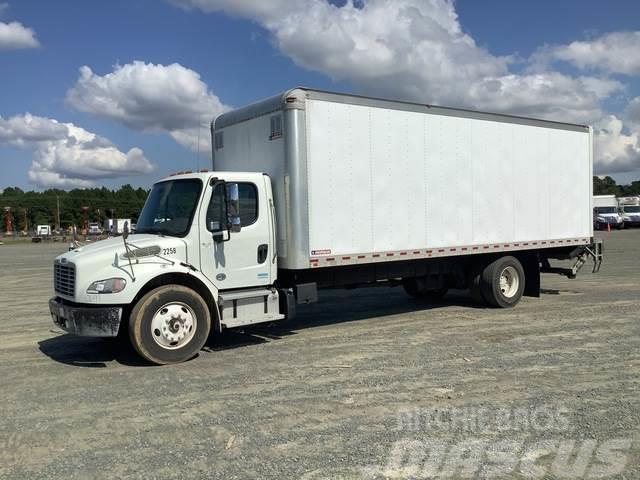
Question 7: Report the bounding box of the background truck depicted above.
[36,225,51,236]
[617,196,640,228]
[593,195,623,230]
[49,88,602,365]
[103,218,131,235]
[88,222,102,235]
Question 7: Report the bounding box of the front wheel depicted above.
[129,285,211,365]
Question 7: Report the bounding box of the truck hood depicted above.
[62,234,186,262]
[54,234,189,304]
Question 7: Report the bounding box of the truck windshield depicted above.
[623,206,640,213]
[136,179,202,237]
[595,207,616,214]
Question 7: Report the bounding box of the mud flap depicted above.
[520,254,540,298]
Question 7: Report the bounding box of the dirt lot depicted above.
[1,231,639,479]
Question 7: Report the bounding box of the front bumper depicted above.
[49,297,123,337]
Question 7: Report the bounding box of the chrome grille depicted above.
[54,261,75,297]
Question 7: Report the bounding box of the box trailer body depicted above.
[593,194,623,230]
[213,88,594,276]
[49,88,602,365]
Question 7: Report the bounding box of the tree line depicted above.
[0,176,638,232]
[0,185,149,231]
[593,176,640,196]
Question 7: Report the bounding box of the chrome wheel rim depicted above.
[150,302,197,350]
[499,266,519,298]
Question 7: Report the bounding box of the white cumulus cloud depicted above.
[594,116,640,174]
[0,114,154,188]
[625,97,640,132]
[169,0,619,124]
[66,61,228,151]
[0,20,39,50]
[544,31,640,76]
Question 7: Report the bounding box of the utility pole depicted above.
[56,195,61,231]
[22,208,28,233]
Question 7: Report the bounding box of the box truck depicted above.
[104,218,132,235]
[49,88,602,364]
[617,196,640,228]
[593,195,623,230]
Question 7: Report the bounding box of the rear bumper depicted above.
[49,297,123,337]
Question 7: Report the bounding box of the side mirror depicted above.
[227,183,242,233]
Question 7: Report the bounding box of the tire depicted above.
[402,277,448,300]
[129,285,211,365]
[480,256,525,308]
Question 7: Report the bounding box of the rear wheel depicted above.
[480,256,525,308]
[129,285,211,365]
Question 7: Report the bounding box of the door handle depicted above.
[257,244,268,264]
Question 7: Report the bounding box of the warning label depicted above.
[311,249,331,256]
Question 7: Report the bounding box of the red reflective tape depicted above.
[450,248,456,252]
[400,252,407,256]
[438,249,445,253]
[472,246,479,250]
[504,244,510,247]
[342,256,351,260]
[514,243,519,246]
[484,246,490,249]
[386,253,395,257]
[358,255,366,259]
[461,247,468,251]
[426,250,433,254]
[413,251,421,254]
[373,254,380,258]
[326,257,335,261]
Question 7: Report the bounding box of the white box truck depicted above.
[104,218,131,235]
[617,196,640,228]
[593,195,623,230]
[36,225,51,236]
[49,88,602,364]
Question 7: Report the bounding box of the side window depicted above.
[206,183,226,232]
[269,115,282,140]
[206,182,258,232]
[237,183,258,226]
[214,131,224,150]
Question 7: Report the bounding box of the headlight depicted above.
[87,278,127,294]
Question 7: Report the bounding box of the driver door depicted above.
[199,177,274,290]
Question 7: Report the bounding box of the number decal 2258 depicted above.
[163,247,177,255]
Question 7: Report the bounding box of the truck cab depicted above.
[617,197,640,228]
[49,171,283,364]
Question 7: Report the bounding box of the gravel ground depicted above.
[1,231,638,479]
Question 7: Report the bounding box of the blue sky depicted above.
[1,0,640,190]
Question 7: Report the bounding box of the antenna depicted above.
[196,113,202,171]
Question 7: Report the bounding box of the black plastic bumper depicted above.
[49,298,123,337]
